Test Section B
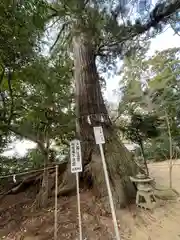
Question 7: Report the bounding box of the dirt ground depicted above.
[1,160,180,240]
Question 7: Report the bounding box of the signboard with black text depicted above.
[70,139,82,173]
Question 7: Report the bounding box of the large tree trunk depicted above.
[72,32,137,209]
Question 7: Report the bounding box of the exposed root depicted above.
[0,172,42,202]
[57,163,76,196]
[0,162,68,206]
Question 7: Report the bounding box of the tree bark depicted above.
[139,140,149,176]
[165,111,173,189]
[35,151,49,208]
[35,128,50,208]
[72,32,137,209]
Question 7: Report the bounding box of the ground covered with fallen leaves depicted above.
[1,161,180,240]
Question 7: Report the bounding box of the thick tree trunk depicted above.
[72,33,137,209]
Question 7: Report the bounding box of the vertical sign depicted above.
[70,139,82,173]
[93,126,105,144]
[70,139,83,240]
[93,126,121,240]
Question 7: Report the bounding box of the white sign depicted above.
[70,139,82,173]
[93,126,105,144]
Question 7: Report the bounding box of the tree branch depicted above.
[0,92,6,121]
[47,5,59,20]
[99,0,180,53]
[84,0,90,6]
[7,70,14,125]
[0,67,6,120]
[0,67,5,86]
[50,21,70,51]
[0,124,45,150]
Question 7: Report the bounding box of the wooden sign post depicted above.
[70,139,83,240]
[54,164,58,240]
[93,126,121,240]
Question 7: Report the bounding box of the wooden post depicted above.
[54,165,58,240]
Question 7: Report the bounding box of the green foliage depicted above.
[26,148,45,168]
[0,148,44,177]
[143,139,180,162]
[0,0,179,177]
[0,155,28,176]
[49,0,180,72]
[0,0,77,177]
[119,47,180,161]
[2,55,75,145]
[0,55,75,177]
[0,0,47,68]
[121,112,160,145]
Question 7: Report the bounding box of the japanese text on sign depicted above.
[70,139,82,173]
[93,126,105,144]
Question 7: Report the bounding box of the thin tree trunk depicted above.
[72,32,137,209]
[139,140,149,176]
[35,127,50,208]
[34,150,49,208]
[165,111,173,189]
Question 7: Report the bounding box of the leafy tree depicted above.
[143,48,180,160]
[119,47,180,162]
[0,54,75,206]
[0,0,47,68]
[120,111,160,175]
[0,1,76,207]
[45,0,180,207]
[0,0,180,208]
[0,0,48,143]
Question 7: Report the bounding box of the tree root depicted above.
[57,163,76,196]
[0,162,68,202]
[0,172,41,202]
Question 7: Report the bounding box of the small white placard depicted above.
[70,139,82,173]
[93,126,105,144]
